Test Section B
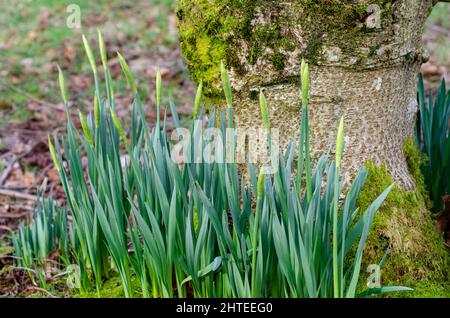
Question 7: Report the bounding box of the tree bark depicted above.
[177,0,437,188]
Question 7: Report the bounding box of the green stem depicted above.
[332,165,339,298]
[251,193,263,297]
[304,106,312,203]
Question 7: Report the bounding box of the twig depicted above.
[33,165,52,189]
[0,188,39,202]
[40,177,48,193]
[0,225,13,232]
[0,155,17,186]
[0,137,48,186]
[24,286,59,298]
[0,211,29,219]
[0,79,64,112]
[0,188,63,210]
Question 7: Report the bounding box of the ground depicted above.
[0,0,195,231]
[0,0,448,297]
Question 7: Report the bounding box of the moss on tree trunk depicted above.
[356,140,449,297]
[177,0,436,188]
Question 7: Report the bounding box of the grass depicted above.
[0,0,180,125]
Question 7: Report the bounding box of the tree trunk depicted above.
[177,0,437,188]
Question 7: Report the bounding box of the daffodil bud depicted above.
[301,59,310,107]
[82,34,98,75]
[79,111,93,146]
[193,81,203,118]
[259,90,269,130]
[257,168,265,199]
[57,65,68,105]
[117,52,137,95]
[335,116,345,168]
[111,109,127,143]
[97,30,108,70]
[48,136,61,172]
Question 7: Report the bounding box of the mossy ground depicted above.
[73,274,143,298]
[356,139,449,297]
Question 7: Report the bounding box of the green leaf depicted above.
[94,95,100,127]
[358,286,413,297]
[181,256,222,286]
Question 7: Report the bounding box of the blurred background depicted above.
[0,0,448,237]
[422,2,450,87]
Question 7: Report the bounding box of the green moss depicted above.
[403,139,430,203]
[395,280,450,298]
[73,274,143,298]
[356,139,449,297]
[271,52,286,71]
[0,246,13,257]
[297,1,365,57]
[177,0,256,98]
[178,1,399,103]
[355,4,368,15]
